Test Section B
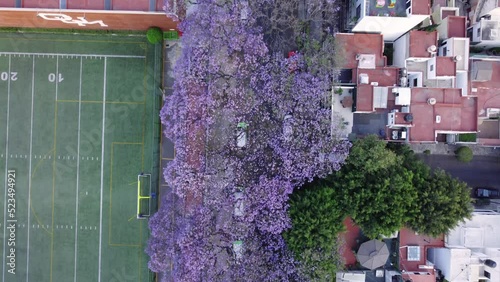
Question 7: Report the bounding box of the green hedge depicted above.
[458,133,477,142]
[455,146,473,163]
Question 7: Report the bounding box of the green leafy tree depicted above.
[388,143,473,236]
[285,182,346,255]
[343,134,397,173]
[285,137,473,279]
[284,182,346,280]
[332,136,418,238]
[296,243,345,282]
[387,143,430,191]
[408,169,473,237]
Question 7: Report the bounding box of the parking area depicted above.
[478,119,500,139]
[352,113,388,137]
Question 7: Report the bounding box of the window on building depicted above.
[484,271,490,279]
[356,4,361,19]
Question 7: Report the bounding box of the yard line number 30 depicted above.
[0,72,64,82]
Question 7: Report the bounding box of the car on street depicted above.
[474,187,500,199]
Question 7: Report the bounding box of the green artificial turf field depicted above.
[0,32,162,282]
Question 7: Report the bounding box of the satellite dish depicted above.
[404,114,414,122]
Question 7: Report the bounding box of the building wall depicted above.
[352,15,429,42]
[437,17,450,40]
[428,248,471,281]
[427,248,452,280]
[471,21,482,43]
[456,71,468,96]
[356,0,366,19]
[427,56,437,79]
[471,19,500,48]
[482,250,500,281]
[393,33,409,67]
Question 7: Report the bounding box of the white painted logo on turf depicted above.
[38,13,108,27]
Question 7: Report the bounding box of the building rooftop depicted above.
[356,85,375,112]
[441,37,469,72]
[409,88,477,142]
[480,20,500,41]
[446,210,500,248]
[436,57,456,76]
[472,59,500,118]
[409,30,438,58]
[399,228,444,273]
[441,10,457,20]
[354,67,399,112]
[335,33,386,69]
[470,1,500,24]
[366,0,406,17]
[446,16,467,38]
[401,272,436,282]
[405,60,452,88]
[353,67,399,86]
[411,0,431,15]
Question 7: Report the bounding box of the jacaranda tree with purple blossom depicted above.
[149,0,348,280]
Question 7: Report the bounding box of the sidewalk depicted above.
[158,39,181,282]
[409,143,500,157]
[160,40,181,193]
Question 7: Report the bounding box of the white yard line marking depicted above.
[2,54,12,282]
[55,56,59,101]
[0,52,145,59]
[73,57,83,282]
[26,55,35,282]
[98,57,107,282]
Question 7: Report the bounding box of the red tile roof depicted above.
[399,228,444,272]
[353,67,399,86]
[411,0,431,15]
[409,31,438,58]
[341,217,361,267]
[436,57,456,76]
[409,88,477,142]
[441,10,456,20]
[447,16,467,38]
[402,272,436,282]
[354,67,399,112]
[335,33,386,69]
[472,60,500,118]
[356,85,374,112]
[395,112,413,125]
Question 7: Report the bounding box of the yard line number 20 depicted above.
[0,72,17,81]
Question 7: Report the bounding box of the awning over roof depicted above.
[373,87,388,109]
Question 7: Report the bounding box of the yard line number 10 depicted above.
[48,73,64,83]
[0,72,64,82]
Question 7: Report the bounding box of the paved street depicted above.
[420,155,500,188]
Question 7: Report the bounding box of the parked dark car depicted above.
[474,187,500,199]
